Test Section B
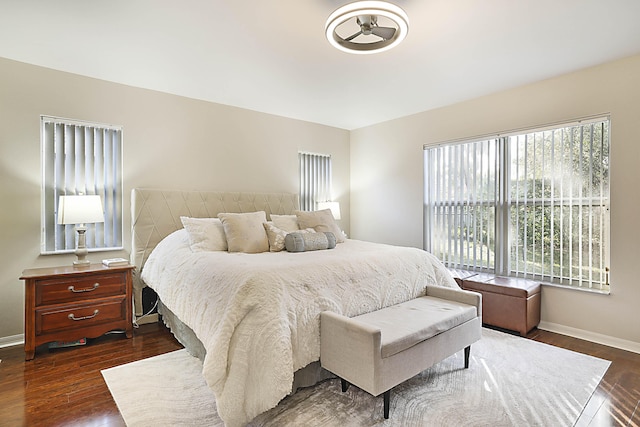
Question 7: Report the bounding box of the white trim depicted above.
[538,321,640,355]
[0,333,24,349]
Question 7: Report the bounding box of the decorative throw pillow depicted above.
[285,231,337,252]
[270,214,300,233]
[295,209,345,243]
[263,222,288,252]
[264,223,317,252]
[180,216,228,252]
[218,211,269,253]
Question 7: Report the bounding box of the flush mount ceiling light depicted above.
[325,1,409,54]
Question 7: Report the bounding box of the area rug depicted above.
[102,328,610,426]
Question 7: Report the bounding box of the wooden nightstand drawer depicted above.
[35,273,127,306]
[35,297,127,335]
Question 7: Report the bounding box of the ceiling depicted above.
[2,0,640,130]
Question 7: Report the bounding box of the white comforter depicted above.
[141,229,457,426]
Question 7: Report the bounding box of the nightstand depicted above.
[20,263,134,361]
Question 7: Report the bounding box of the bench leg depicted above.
[383,390,390,419]
[340,378,349,392]
[464,345,471,368]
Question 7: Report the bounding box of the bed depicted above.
[131,188,458,426]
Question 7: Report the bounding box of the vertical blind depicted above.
[424,117,610,292]
[41,116,123,253]
[424,139,499,272]
[508,121,609,289]
[299,152,332,211]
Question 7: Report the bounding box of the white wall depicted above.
[0,57,350,340]
[350,54,640,350]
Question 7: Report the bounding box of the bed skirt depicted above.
[158,301,335,393]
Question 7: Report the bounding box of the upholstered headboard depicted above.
[130,188,300,315]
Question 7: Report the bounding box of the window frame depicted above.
[40,115,124,255]
[424,116,610,293]
[299,151,333,211]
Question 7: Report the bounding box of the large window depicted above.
[424,117,610,292]
[41,116,123,254]
[299,152,333,211]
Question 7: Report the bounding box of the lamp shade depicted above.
[317,201,341,220]
[57,195,104,225]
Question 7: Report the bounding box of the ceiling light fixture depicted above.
[325,1,409,55]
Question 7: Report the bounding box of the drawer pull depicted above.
[68,310,99,321]
[68,283,100,293]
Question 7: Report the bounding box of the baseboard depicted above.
[538,321,640,355]
[0,333,24,349]
[135,313,159,325]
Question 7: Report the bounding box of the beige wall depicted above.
[3,53,639,351]
[350,54,640,350]
[0,57,350,340]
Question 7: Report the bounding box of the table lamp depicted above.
[57,194,104,267]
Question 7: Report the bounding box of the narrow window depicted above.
[299,152,332,211]
[41,116,123,254]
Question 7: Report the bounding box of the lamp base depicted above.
[74,225,90,267]
[73,259,91,268]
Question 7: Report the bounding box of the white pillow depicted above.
[218,211,269,253]
[295,209,345,243]
[180,216,228,252]
[263,222,288,252]
[270,214,300,233]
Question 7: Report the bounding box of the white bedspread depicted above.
[141,229,457,426]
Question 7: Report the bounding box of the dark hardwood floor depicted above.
[0,322,182,427]
[0,323,638,426]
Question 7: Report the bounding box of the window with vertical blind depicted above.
[41,116,123,254]
[299,152,332,211]
[424,117,610,292]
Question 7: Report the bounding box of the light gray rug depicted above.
[102,328,610,426]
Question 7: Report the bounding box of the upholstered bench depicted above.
[461,275,541,336]
[320,285,482,419]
